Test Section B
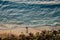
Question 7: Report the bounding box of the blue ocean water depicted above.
[0,0,60,26]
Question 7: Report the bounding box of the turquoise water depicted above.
[0,0,60,26]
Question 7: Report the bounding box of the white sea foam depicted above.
[2,0,60,4]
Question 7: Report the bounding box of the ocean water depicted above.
[0,0,60,26]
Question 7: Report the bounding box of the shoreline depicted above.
[0,24,60,35]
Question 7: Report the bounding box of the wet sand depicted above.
[0,24,60,36]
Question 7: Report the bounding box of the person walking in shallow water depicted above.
[26,27,28,34]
